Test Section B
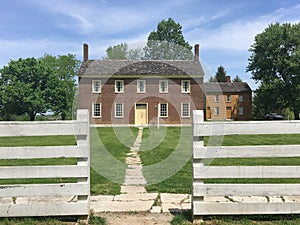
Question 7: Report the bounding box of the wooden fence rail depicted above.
[0,109,90,218]
[192,110,300,217]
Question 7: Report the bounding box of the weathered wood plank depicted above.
[193,183,300,196]
[194,165,300,179]
[0,146,88,159]
[194,145,300,159]
[0,121,87,137]
[193,121,300,136]
[193,202,300,215]
[0,183,89,198]
[0,202,89,217]
[0,164,89,179]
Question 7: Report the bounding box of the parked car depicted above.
[265,113,284,120]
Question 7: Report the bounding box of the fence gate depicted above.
[0,109,90,218]
[192,110,300,218]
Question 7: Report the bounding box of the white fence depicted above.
[192,110,300,216]
[0,109,90,218]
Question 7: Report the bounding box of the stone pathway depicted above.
[90,127,193,213]
[121,127,147,194]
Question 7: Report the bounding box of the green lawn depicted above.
[0,127,139,195]
[139,127,300,193]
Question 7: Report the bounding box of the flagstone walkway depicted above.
[90,127,192,213]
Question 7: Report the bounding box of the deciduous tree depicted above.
[143,18,193,60]
[247,23,300,119]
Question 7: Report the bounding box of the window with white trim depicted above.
[181,103,190,117]
[181,80,190,93]
[115,103,123,118]
[137,80,146,93]
[215,95,219,102]
[159,103,168,117]
[92,103,101,118]
[159,80,168,93]
[92,80,101,93]
[214,107,220,116]
[239,95,244,102]
[115,80,124,93]
[226,95,231,102]
[239,107,244,116]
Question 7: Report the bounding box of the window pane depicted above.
[160,103,168,117]
[115,81,123,93]
[137,80,145,93]
[160,80,168,93]
[239,95,244,102]
[182,81,190,93]
[93,80,101,93]
[214,107,219,116]
[227,95,231,102]
[215,95,219,102]
[115,103,123,117]
[182,103,190,117]
[93,103,101,117]
[239,107,244,116]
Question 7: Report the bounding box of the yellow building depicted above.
[204,78,252,120]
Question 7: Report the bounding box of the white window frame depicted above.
[181,103,190,117]
[137,80,146,93]
[215,95,219,102]
[115,103,124,118]
[115,80,124,93]
[159,103,168,118]
[214,107,220,116]
[239,95,244,102]
[92,80,101,93]
[239,107,244,116]
[159,80,168,93]
[181,80,190,93]
[226,95,231,102]
[92,103,101,118]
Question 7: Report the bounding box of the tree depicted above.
[232,75,243,82]
[0,58,54,121]
[143,18,193,60]
[208,65,227,82]
[104,43,128,60]
[41,54,80,120]
[247,22,300,119]
[104,42,144,60]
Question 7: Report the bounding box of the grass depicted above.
[171,211,300,225]
[0,127,139,195]
[140,127,300,193]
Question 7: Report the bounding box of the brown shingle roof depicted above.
[204,82,252,93]
[78,60,204,78]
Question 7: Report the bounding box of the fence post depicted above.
[76,109,90,220]
[192,110,204,223]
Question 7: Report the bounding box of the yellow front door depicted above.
[135,104,147,125]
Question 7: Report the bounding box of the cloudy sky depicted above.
[1,0,299,89]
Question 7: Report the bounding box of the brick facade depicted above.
[78,77,204,124]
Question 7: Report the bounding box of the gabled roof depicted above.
[78,60,204,78]
[204,82,252,94]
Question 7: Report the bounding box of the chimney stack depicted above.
[194,44,199,62]
[226,76,231,83]
[83,43,88,61]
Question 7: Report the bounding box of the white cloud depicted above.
[0,39,81,67]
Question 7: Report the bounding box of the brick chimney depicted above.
[226,76,231,83]
[194,44,199,61]
[83,43,88,61]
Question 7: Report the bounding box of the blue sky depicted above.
[1,0,299,90]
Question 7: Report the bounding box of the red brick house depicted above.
[78,44,204,125]
[204,77,252,120]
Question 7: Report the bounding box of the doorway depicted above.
[135,103,148,125]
